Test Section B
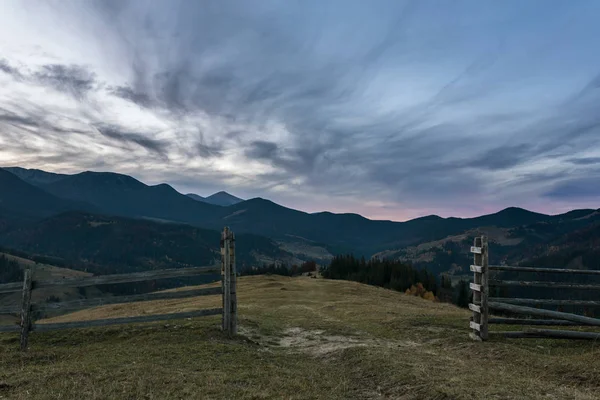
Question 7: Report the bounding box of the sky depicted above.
[1,0,599,221]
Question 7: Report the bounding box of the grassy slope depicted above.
[0,253,94,326]
[1,276,599,399]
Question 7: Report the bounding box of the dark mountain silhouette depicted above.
[39,171,222,225]
[1,167,598,274]
[187,191,244,206]
[210,199,565,256]
[0,212,293,274]
[2,166,69,186]
[204,191,244,206]
[186,193,205,202]
[0,168,96,220]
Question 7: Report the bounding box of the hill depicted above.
[378,209,600,278]
[187,191,244,206]
[0,212,295,274]
[1,275,598,399]
[185,193,205,202]
[2,167,599,275]
[0,168,97,220]
[39,171,221,225]
[2,166,69,186]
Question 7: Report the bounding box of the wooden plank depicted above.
[495,329,600,340]
[489,318,580,326]
[470,321,481,331]
[32,287,222,313]
[469,303,481,313]
[0,281,25,295]
[489,302,600,326]
[20,268,33,351]
[32,308,223,332]
[489,265,600,275]
[229,232,237,335]
[471,237,483,340]
[470,246,482,254]
[222,228,231,335]
[470,283,482,292]
[0,324,21,333]
[32,266,219,290]
[489,280,600,290]
[470,265,482,273]
[0,305,21,315]
[480,236,489,340]
[489,297,600,307]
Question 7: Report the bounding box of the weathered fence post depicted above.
[221,227,231,335]
[480,237,489,340]
[229,231,237,335]
[20,268,33,351]
[469,236,489,341]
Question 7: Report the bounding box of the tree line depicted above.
[240,261,318,277]
[0,254,22,283]
[322,254,471,307]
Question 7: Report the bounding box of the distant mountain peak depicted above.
[187,191,244,206]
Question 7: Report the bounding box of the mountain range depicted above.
[1,166,598,277]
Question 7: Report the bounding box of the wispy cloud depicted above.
[1,0,600,219]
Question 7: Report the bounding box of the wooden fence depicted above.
[469,235,600,341]
[0,227,238,350]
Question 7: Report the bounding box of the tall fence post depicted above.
[221,227,231,335]
[20,268,33,351]
[480,237,489,340]
[229,231,237,335]
[469,236,489,341]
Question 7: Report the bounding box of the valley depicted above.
[1,166,598,281]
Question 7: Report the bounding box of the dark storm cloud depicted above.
[96,125,168,156]
[34,64,97,98]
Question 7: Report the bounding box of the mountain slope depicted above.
[0,168,96,220]
[40,171,222,225]
[0,212,295,274]
[186,193,205,202]
[203,191,244,206]
[187,191,244,206]
[380,208,600,276]
[3,166,69,186]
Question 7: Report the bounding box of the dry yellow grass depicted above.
[1,275,599,399]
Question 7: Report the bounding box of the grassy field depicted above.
[1,275,599,399]
[0,253,96,326]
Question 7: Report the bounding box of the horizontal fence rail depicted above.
[489,298,600,307]
[0,266,220,295]
[0,227,238,350]
[489,302,600,326]
[0,287,222,316]
[489,280,600,290]
[489,265,600,275]
[469,235,600,341]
